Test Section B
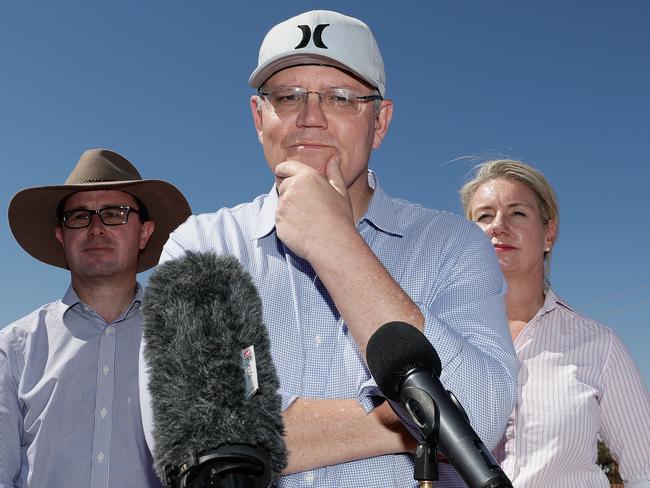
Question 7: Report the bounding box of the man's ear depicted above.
[250,95,264,145]
[55,226,64,248]
[139,221,155,251]
[372,99,393,149]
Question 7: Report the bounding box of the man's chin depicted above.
[71,260,125,280]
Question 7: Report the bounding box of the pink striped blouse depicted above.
[493,289,650,487]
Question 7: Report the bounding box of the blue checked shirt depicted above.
[140,171,518,487]
[0,284,161,488]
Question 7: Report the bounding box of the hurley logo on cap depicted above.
[295,24,330,49]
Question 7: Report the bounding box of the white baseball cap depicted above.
[249,10,386,96]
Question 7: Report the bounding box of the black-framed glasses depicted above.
[258,86,383,115]
[61,206,140,229]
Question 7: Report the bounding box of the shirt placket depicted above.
[510,318,539,482]
[285,251,338,488]
[288,253,336,397]
[89,323,116,488]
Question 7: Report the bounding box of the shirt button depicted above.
[314,335,322,345]
[100,407,107,418]
[103,366,110,375]
[303,471,315,484]
[97,451,105,463]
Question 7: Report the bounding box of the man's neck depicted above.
[72,275,138,324]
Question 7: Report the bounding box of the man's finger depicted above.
[325,155,346,196]
[274,160,307,179]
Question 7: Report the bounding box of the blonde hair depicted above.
[459,159,559,283]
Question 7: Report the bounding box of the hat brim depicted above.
[248,52,383,96]
[8,179,191,273]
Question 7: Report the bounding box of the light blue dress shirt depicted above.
[141,171,518,487]
[0,284,161,488]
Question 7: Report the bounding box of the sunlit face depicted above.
[467,178,556,279]
[250,65,392,198]
[54,190,154,281]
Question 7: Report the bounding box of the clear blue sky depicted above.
[1,1,649,389]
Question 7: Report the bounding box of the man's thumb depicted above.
[326,155,346,195]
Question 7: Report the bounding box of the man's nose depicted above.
[87,213,106,234]
[296,92,328,128]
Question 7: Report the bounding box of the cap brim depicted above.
[8,180,191,273]
[249,52,382,96]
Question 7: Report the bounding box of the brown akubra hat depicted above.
[8,148,192,272]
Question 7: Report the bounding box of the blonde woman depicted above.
[460,159,650,487]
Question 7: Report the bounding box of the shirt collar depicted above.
[61,284,82,309]
[362,171,404,237]
[60,282,144,320]
[253,184,279,240]
[252,170,404,240]
[536,287,574,318]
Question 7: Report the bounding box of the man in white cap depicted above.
[0,149,191,487]
[142,10,518,486]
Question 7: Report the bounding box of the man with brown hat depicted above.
[0,149,191,487]
[140,10,519,487]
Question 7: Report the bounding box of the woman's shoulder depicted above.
[545,290,616,339]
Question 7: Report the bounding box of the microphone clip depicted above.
[401,385,441,485]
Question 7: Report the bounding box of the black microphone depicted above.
[142,251,287,488]
[366,321,512,488]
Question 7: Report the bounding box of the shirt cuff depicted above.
[280,392,298,412]
[358,379,386,413]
